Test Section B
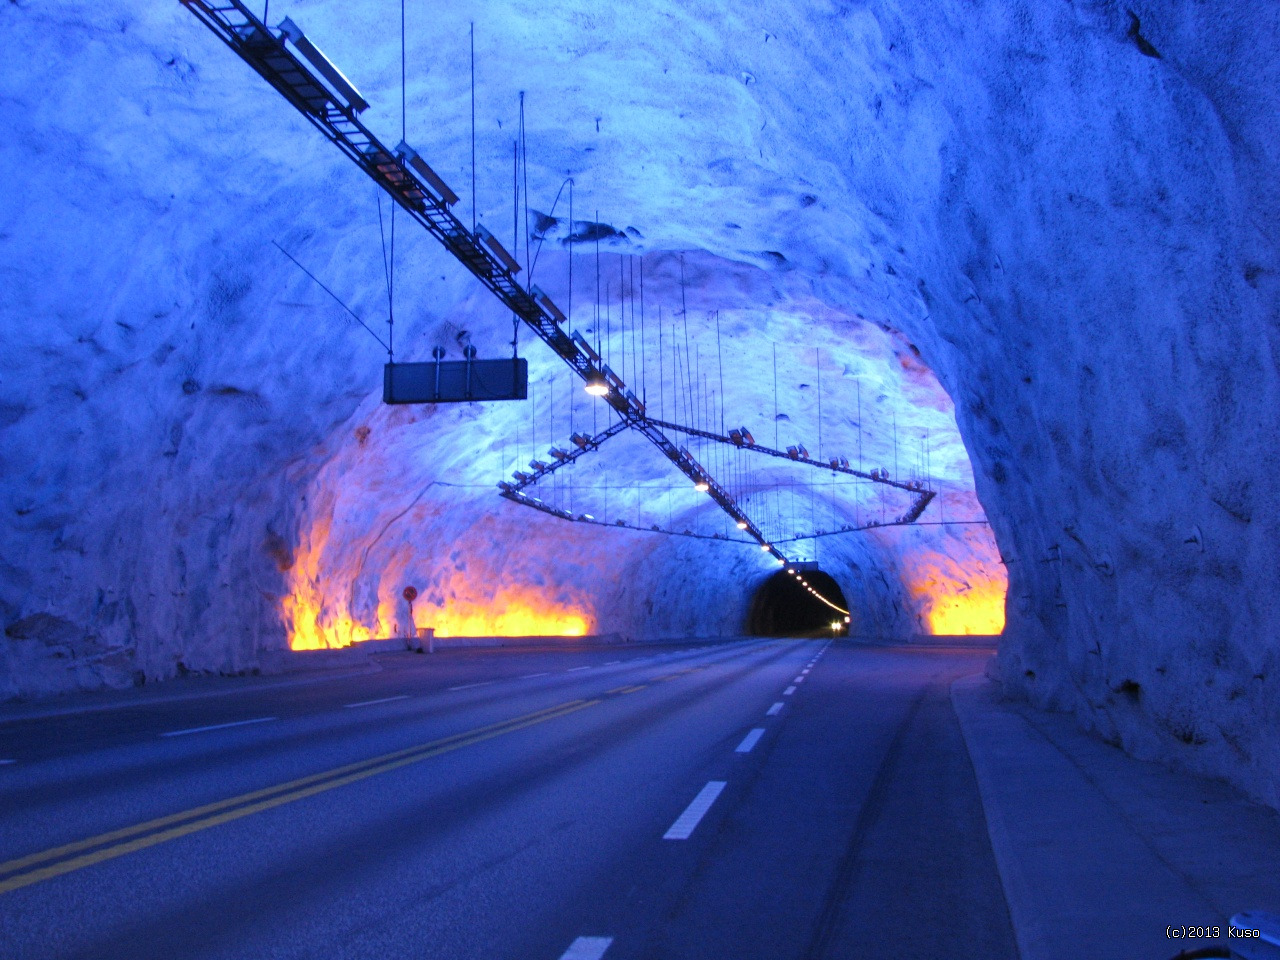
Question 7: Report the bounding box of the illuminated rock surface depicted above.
[0,2,1276,806]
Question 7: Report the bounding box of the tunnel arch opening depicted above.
[747,569,850,637]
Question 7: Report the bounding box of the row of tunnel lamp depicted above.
[786,568,849,620]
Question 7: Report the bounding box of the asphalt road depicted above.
[0,639,1017,960]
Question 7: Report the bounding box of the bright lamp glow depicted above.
[694,481,709,492]
[736,521,748,530]
[761,544,771,551]
[584,373,609,396]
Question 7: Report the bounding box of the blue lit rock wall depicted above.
[1,2,1277,807]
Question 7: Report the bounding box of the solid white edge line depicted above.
[448,681,494,691]
[784,686,797,695]
[735,728,766,753]
[343,695,409,709]
[160,716,278,738]
[664,781,727,840]
[766,702,784,716]
[559,936,614,960]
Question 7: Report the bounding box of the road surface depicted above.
[0,638,1016,960]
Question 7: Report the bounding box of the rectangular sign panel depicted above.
[383,359,528,404]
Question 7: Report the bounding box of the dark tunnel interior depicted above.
[747,569,850,637]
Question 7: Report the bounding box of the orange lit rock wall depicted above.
[900,524,1007,635]
[284,501,600,650]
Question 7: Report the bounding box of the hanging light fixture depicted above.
[694,481,709,492]
[736,521,748,530]
[584,371,609,396]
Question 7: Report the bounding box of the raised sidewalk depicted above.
[953,673,1280,960]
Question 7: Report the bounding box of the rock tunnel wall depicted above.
[1,2,1277,807]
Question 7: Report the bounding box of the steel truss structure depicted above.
[181,0,934,563]
[500,418,935,545]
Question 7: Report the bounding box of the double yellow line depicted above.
[0,697,598,896]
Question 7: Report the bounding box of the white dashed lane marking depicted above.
[567,666,591,672]
[447,681,494,691]
[521,672,550,679]
[766,702,783,716]
[343,695,409,709]
[735,729,765,753]
[784,686,796,696]
[160,717,277,738]
[559,937,614,960]
[0,759,15,766]
[664,781,727,840]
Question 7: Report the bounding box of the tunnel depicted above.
[2,0,1279,866]
[4,3,1280,957]
[747,569,850,638]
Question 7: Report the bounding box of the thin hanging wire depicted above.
[519,92,531,284]
[399,0,406,142]
[376,193,393,328]
[618,256,625,386]
[567,179,573,330]
[271,241,389,352]
[511,141,520,356]
[679,255,694,425]
[529,177,574,283]
[816,347,822,461]
[629,256,638,391]
[470,22,476,234]
[773,343,779,448]
[594,210,601,357]
[715,310,725,434]
[658,304,664,420]
[388,198,396,362]
[640,256,647,404]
